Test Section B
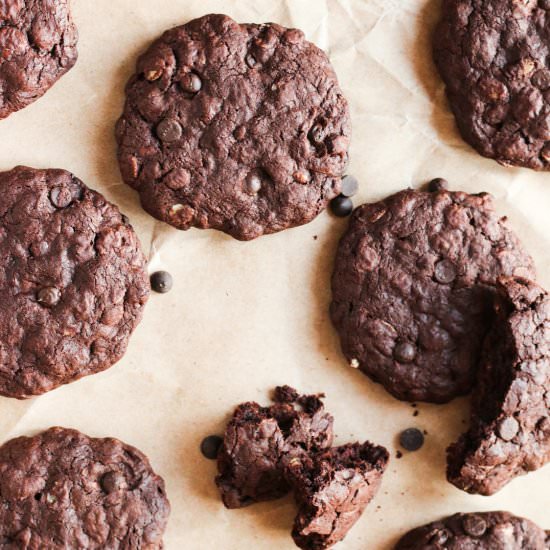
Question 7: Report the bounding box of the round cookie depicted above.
[0,166,149,399]
[0,0,78,119]
[330,187,535,403]
[0,427,170,548]
[116,14,350,240]
[434,0,550,170]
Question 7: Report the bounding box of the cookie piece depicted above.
[0,166,149,398]
[0,0,78,119]
[116,14,350,240]
[0,427,170,548]
[287,442,389,550]
[433,0,550,170]
[395,511,548,549]
[216,386,334,508]
[447,277,550,495]
[330,187,535,403]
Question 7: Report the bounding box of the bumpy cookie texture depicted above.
[447,277,550,495]
[0,427,170,549]
[0,0,78,119]
[433,0,550,170]
[287,442,388,550]
[0,166,149,399]
[330,188,535,403]
[216,386,334,508]
[395,511,549,549]
[116,14,350,240]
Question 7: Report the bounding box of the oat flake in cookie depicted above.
[330,187,535,403]
[116,13,350,240]
[447,277,550,495]
[0,427,170,548]
[395,511,549,549]
[0,0,78,119]
[434,0,550,170]
[0,166,149,399]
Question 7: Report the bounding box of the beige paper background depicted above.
[0,0,548,548]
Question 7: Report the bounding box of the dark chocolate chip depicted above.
[246,175,262,194]
[434,259,457,284]
[462,515,487,537]
[309,124,325,144]
[37,287,61,307]
[180,72,202,94]
[393,341,416,363]
[200,435,223,460]
[156,119,182,142]
[399,428,424,451]
[245,54,257,68]
[428,178,449,192]
[341,175,359,197]
[330,195,353,217]
[429,529,450,545]
[100,471,124,494]
[150,271,173,294]
[50,187,73,208]
[497,416,519,441]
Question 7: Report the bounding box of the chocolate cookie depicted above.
[216,386,334,508]
[116,14,350,240]
[330,187,535,403]
[0,427,169,548]
[433,0,550,170]
[0,166,149,399]
[395,511,548,549]
[447,277,550,495]
[287,442,389,550]
[0,0,78,119]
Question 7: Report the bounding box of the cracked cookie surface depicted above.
[116,13,350,240]
[0,0,78,119]
[330,188,535,403]
[0,427,170,549]
[0,166,149,399]
[434,0,550,170]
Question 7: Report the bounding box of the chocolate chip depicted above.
[341,175,359,197]
[399,428,424,451]
[37,287,60,307]
[200,435,223,459]
[462,515,487,537]
[330,195,353,217]
[50,187,73,208]
[245,54,257,68]
[309,124,325,144]
[434,259,457,284]
[393,341,416,363]
[180,72,202,94]
[156,119,182,142]
[246,175,262,194]
[497,416,519,441]
[100,471,124,494]
[429,529,449,545]
[150,271,173,294]
[428,178,449,192]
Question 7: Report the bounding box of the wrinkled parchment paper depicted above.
[0,1,549,548]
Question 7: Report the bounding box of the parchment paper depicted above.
[0,1,549,548]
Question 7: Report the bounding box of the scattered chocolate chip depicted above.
[341,175,359,197]
[180,72,202,94]
[156,119,182,142]
[399,428,424,452]
[393,341,416,363]
[100,471,124,494]
[150,271,173,294]
[330,195,353,217]
[428,178,449,192]
[50,187,73,208]
[37,287,61,307]
[245,54,257,68]
[246,175,262,194]
[201,435,223,460]
[462,514,487,537]
[434,259,457,284]
[497,416,519,441]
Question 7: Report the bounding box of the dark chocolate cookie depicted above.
[0,166,149,399]
[216,386,334,508]
[286,442,388,550]
[116,14,350,240]
[0,0,78,119]
[330,187,535,403]
[0,427,169,549]
[395,511,548,549]
[447,277,550,495]
[433,0,550,170]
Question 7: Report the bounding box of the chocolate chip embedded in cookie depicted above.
[395,511,548,549]
[0,427,170,549]
[447,277,550,495]
[330,187,535,403]
[434,0,550,170]
[0,0,78,119]
[0,166,149,399]
[116,14,350,240]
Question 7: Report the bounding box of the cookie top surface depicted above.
[116,13,350,240]
[216,386,334,508]
[0,166,149,399]
[0,0,78,119]
[330,188,535,403]
[447,277,550,495]
[0,427,169,549]
[433,0,550,170]
[395,511,549,550]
